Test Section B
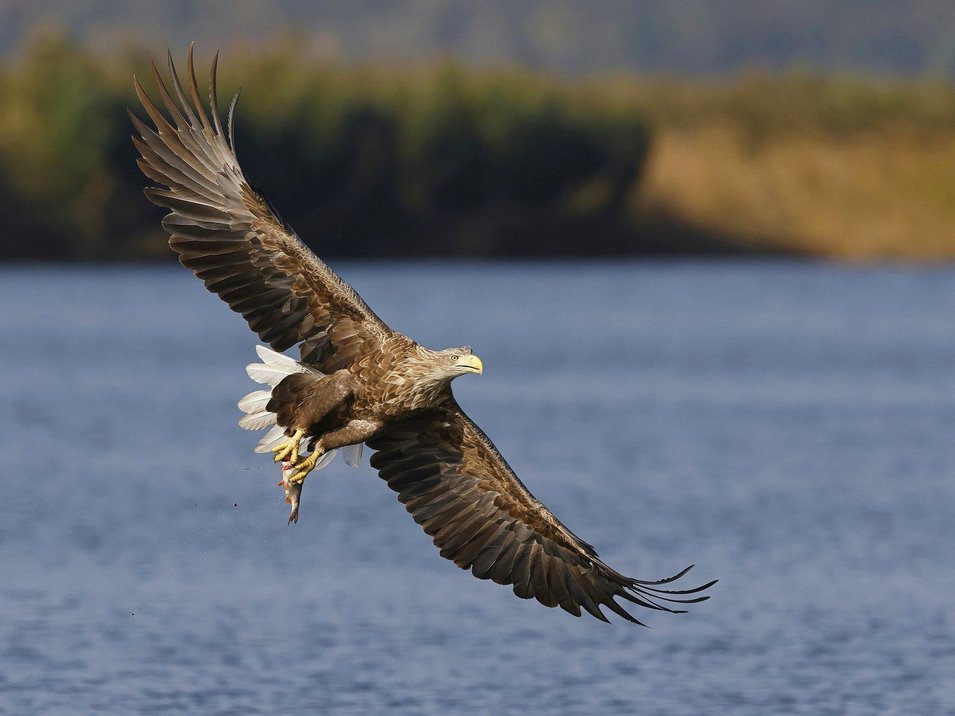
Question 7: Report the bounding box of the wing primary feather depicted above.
[555,569,583,617]
[631,564,697,586]
[209,51,226,139]
[227,89,241,155]
[133,76,176,138]
[470,523,511,579]
[510,542,538,601]
[602,597,646,626]
[149,59,189,131]
[638,579,719,596]
[544,561,575,613]
[166,50,201,127]
[139,73,220,187]
[186,44,214,135]
[486,532,521,585]
[144,188,232,222]
[619,589,683,613]
[133,133,214,199]
[565,567,608,622]
[530,554,560,609]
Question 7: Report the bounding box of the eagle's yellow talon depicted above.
[287,448,324,484]
[272,429,306,462]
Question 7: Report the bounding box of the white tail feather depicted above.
[240,347,337,465]
[246,363,297,387]
[238,390,272,413]
[240,346,310,436]
[255,425,286,452]
[256,345,304,371]
[238,411,277,430]
[342,443,363,468]
[313,449,338,471]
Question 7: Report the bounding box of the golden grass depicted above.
[637,124,955,259]
[3,35,955,260]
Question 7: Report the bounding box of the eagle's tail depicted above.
[237,345,313,452]
[237,346,362,467]
[238,345,305,448]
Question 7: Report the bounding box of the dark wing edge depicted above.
[367,400,717,625]
[130,47,389,366]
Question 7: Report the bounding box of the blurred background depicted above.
[3,4,955,714]
[1,0,955,261]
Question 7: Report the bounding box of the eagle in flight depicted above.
[131,48,715,624]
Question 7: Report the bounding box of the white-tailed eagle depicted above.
[131,48,716,624]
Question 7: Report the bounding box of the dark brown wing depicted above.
[367,398,716,624]
[131,48,389,370]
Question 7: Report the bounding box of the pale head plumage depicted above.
[404,344,484,403]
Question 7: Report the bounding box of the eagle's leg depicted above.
[287,419,384,484]
[270,371,357,464]
[272,428,306,463]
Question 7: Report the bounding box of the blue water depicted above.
[1,262,954,714]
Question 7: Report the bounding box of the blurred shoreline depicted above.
[2,35,954,262]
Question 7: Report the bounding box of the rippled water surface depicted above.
[2,262,954,714]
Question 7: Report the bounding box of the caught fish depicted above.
[277,443,346,523]
[278,461,302,524]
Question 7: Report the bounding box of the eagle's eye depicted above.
[450,354,460,361]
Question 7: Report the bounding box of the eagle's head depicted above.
[412,344,484,395]
[440,346,484,377]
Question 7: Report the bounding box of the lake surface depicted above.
[1,261,954,714]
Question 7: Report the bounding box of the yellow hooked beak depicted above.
[459,354,484,375]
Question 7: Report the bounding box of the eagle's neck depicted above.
[398,345,455,410]
[411,375,453,408]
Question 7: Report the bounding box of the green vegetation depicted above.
[0,36,651,260]
[1,36,955,261]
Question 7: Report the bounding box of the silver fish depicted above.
[279,461,303,524]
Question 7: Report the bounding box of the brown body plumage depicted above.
[131,48,716,624]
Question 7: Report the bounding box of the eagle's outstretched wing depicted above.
[367,399,716,624]
[131,48,389,371]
